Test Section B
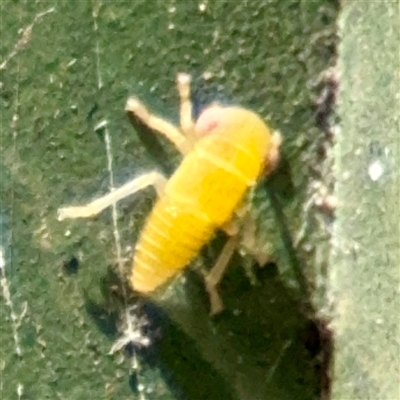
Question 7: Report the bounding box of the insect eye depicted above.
[195,105,224,137]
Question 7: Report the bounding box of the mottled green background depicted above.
[2,1,398,400]
[332,1,399,399]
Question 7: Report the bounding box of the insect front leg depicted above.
[125,73,198,155]
[125,97,191,155]
[264,130,282,175]
[176,73,196,143]
[58,171,167,220]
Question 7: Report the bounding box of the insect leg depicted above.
[58,171,167,220]
[204,232,241,315]
[126,97,191,154]
[205,205,270,314]
[176,73,196,143]
[239,211,270,266]
[264,130,282,175]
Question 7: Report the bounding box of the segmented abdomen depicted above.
[131,133,262,293]
[132,196,214,292]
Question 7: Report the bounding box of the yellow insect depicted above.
[58,73,281,314]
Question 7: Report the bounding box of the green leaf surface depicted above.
[331,1,400,399]
[1,1,338,399]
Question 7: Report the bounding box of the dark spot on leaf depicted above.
[301,318,333,400]
[62,255,79,274]
[87,102,99,121]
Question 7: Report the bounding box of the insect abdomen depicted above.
[132,196,214,293]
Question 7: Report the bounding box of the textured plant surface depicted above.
[331,1,399,399]
[8,1,396,399]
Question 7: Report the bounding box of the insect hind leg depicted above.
[204,233,241,315]
[205,206,269,315]
[58,171,167,220]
